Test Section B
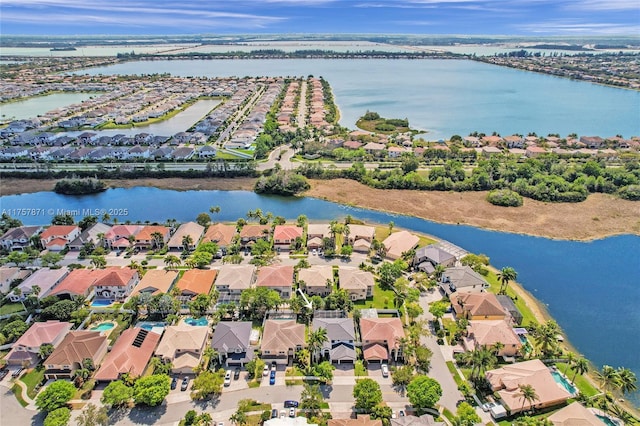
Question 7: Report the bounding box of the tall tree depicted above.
[497,266,518,295]
[571,356,589,383]
[615,367,637,396]
[353,378,382,412]
[518,384,539,413]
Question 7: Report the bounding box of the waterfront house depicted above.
[214,264,256,298]
[256,265,294,299]
[312,317,356,364]
[261,319,305,365]
[154,325,209,375]
[462,320,522,357]
[450,292,507,321]
[439,266,489,296]
[382,230,419,261]
[167,221,204,251]
[273,225,304,252]
[413,245,456,274]
[129,269,179,298]
[39,225,81,251]
[176,269,217,301]
[203,223,237,249]
[496,295,524,325]
[135,225,170,249]
[210,321,254,367]
[94,328,161,382]
[5,320,73,367]
[44,331,108,380]
[0,226,42,251]
[299,265,334,297]
[329,415,382,426]
[485,359,572,415]
[239,224,270,247]
[10,267,70,302]
[104,224,142,248]
[338,267,374,301]
[359,317,405,362]
[347,225,376,253]
[68,222,112,250]
[93,267,139,301]
[306,224,331,250]
[547,402,602,426]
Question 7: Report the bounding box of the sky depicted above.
[0,0,639,36]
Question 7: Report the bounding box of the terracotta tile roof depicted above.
[155,325,208,363]
[50,269,101,296]
[130,269,178,296]
[273,225,303,241]
[203,223,237,247]
[298,265,333,289]
[467,320,522,349]
[362,342,388,361]
[11,321,72,349]
[215,265,255,291]
[382,230,419,260]
[450,292,506,318]
[548,402,602,426]
[256,265,294,288]
[105,225,142,241]
[176,269,217,295]
[167,222,204,248]
[360,318,405,350]
[135,225,169,242]
[94,267,137,287]
[338,267,374,291]
[45,331,108,366]
[94,328,161,381]
[261,320,305,353]
[46,237,70,248]
[40,225,79,240]
[329,415,382,426]
[240,224,270,239]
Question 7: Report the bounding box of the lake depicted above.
[0,92,98,121]
[1,186,639,406]
[75,59,640,139]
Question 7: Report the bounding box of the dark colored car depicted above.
[171,377,178,390]
[284,400,299,408]
[271,409,278,419]
[269,370,276,385]
[233,367,240,380]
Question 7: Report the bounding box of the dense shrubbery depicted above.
[486,189,523,207]
[54,178,106,195]
[254,170,310,196]
[298,155,640,203]
[618,184,640,200]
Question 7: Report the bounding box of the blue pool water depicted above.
[90,322,115,331]
[136,321,166,333]
[551,371,577,395]
[596,414,619,426]
[185,317,208,326]
[91,299,113,307]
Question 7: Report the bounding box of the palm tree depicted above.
[533,320,560,357]
[492,342,505,356]
[209,206,221,222]
[388,221,394,235]
[615,367,637,396]
[497,266,517,295]
[571,356,589,383]
[596,365,620,393]
[307,328,328,365]
[182,235,194,252]
[229,410,247,426]
[464,345,497,380]
[432,264,446,281]
[518,384,539,413]
[164,255,181,270]
[296,214,307,228]
[563,351,575,376]
[90,255,106,269]
[151,231,165,249]
[343,223,351,245]
[128,260,143,275]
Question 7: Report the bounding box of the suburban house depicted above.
[299,265,334,297]
[203,223,237,249]
[10,267,70,302]
[382,230,420,260]
[256,265,294,299]
[49,268,102,299]
[210,321,254,367]
[68,222,112,251]
[497,295,524,325]
[391,414,445,426]
[134,225,170,249]
[93,267,139,301]
[462,320,523,357]
[359,317,405,362]
[5,320,73,367]
[176,269,217,301]
[413,245,456,274]
[44,331,109,380]
[338,267,374,301]
[0,267,31,295]
[129,269,179,298]
[306,224,330,250]
[261,319,305,365]
[548,402,603,426]
[0,225,42,251]
[94,328,161,382]
[239,224,270,247]
[214,265,256,297]
[39,225,81,251]
[273,225,304,252]
[154,324,209,375]
[485,359,573,415]
[346,225,375,253]
[312,317,357,364]
[439,266,489,296]
[450,292,507,321]
[167,221,204,251]
[329,415,382,426]
[104,224,142,249]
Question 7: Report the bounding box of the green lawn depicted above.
[446,361,464,387]
[11,385,27,407]
[442,318,458,344]
[0,303,25,316]
[21,367,45,399]
[354,284,396,310]
[555,363,599,397]
[355,360,368,377]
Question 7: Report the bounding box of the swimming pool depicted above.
[184,317,208,326]
[551,370,577,395]
[596,414,620,426]
[136,321,166,334]
[91,299,113,307]
[90,322,115,331]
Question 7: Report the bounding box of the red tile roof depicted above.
[94,328,161,381]
[40,225,78,240]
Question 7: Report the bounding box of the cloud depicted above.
[518,19,640,34]
[566,0,640,11]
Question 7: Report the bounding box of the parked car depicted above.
[180,377,189,391]
[312,249,317,256]
[271,409,278,419]
[381,363,389,377]
[217,423,224,426]
[170,377,178,390]
[284,400,299,408]
[398,410,405,417]
[0,370,8,381]
[269,370,276,385]
[224,370,232,386]
[271,362,277,371]
[481,401,497,412]
[11,368,23,378]
[279,410,286,419]
[233,367,240,380]
[289,408,296,418]
[263,365,270,376]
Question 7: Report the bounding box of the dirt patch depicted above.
[305,179,640,241]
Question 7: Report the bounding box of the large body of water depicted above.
[75,59,640,139]
[0,92,98,121]
[1,187,639,407]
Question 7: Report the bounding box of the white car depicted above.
[224,370,232,386]
[381,363,389,377]
[263,365,270,376]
